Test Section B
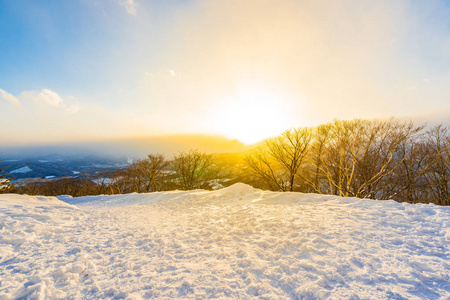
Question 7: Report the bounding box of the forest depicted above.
[4,118,450,206]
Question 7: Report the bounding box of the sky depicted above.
[1,0,450,145]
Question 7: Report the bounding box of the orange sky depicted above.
[1,0,450,145]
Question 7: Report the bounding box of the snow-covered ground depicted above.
[0,184,449,299]
[10,166,32,174]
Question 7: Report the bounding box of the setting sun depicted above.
[2,1,450,144]
[207,86,295,144]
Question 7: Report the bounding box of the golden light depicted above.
[207,86,295,144]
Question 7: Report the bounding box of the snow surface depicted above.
[0,183,449,299]
[10,166,32,174]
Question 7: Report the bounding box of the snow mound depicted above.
[190,183,262,205]
[61,190,195,207]
[0,193,75,209]
[1,186,449,299]
[213,182,259,196]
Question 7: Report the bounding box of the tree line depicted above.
[245,119,449,206]
[9,149,226,197]
[3,118,450,205]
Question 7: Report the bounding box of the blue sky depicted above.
[1,0,450,145]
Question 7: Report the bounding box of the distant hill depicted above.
[0,134,258,181]
[0,154,130,181]
[0,134,254,160]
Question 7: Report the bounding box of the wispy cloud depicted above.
[120,0,137,15]
[0,89,21,106]
[22,89,63,107]
[65,102,81,114]
[144,69,177,78]
[21,89,80,113]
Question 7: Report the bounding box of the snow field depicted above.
[0,183,449,299]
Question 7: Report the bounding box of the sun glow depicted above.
[207,87,295,144]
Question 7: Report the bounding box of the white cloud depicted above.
[22,89,63,107]
[65,102,81,114]
[120,0,137,15]
[21,89,80,113]
[0,89,21,106]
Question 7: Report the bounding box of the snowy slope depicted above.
[0,184,449,299]
[10,166,32,174]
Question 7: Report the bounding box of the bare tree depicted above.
[423,125,450,205]
[245,148,287,191]
[389,139,430,203]
[245,128,312,192]
[14,177,98,197]
[106,169,131,194]
[315,119,368,196]
[88,171,116,195]
[353,119,423,199]
[172,149,214,190]
[133,154,169,192]
[317,119,423,198]
[298,124,332,193]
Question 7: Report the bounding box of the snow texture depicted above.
[0,183,449,299]
[10,166,32,174]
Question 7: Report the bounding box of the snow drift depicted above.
[0,184,449,299]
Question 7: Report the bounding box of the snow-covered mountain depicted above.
[0,154,130,181]
[0,184,449,299]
